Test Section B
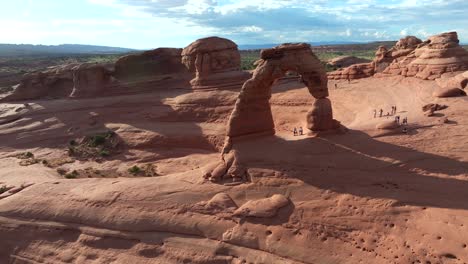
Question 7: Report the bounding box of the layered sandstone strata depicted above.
[383,32,468,80]
[182,37,250,90]
[329,32,468,81]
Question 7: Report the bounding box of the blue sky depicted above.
[0,0,466,49]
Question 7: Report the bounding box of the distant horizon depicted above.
[0,39,396,50]
[2,38,466,52]
[0,1,466,50]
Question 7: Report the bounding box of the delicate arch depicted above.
[226,43,334,138]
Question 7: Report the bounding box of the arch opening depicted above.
[226,43,339,139]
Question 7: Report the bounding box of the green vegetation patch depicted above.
[68,130,121,160]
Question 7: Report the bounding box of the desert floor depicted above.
[0,75,467,264]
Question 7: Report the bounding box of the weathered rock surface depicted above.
[182,37,250,90]
[114,48,188,81]
[422,103,448,113]
[307,98,339,131]
[436,71,468,90]
[433,87,467,98]
[192,193,238,214]
[70,63,113,98]
[328,62,375,80]
[233,194,290,218]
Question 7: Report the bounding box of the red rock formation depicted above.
[227,43,338,138]
[114,48,188,81]
[69,63,113,98]
[182,37,250,90]
[329,32,468,81]
[3,64,78,101]
[382,32,468,80]
[327,62,375,80]
[207,43,341,182]
[307,98,336,131]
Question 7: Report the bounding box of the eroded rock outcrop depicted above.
[433,87,466,98]
[2,63,113,101]
[422,103,448,116]
[114,48,188,81]
[3,64,78,101]
[182,37,250,90]
[383,32,468,80]
[328,36,424,80]
[328,62,375,80]
[233,194,290,218]
[329,32,468,81]
[436,71,468,90]
[70,63,113,98]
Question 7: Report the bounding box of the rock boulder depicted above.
[182,37,250,90]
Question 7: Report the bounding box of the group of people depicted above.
[374,105,398,118]
[293,127,304,136]
[373,106,410,134]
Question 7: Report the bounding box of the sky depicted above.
[0,0,466,49]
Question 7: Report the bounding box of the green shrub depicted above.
[69,139,77,146]
[99,150,110,157]
[65,170,79,179]
[90,135,107,147]
[128,165,142,175]
[0,185,8,194]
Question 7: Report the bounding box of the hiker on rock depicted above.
[293,127,298,136]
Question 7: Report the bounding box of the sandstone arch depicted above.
[205,43,341,182]
[227,43,338,138]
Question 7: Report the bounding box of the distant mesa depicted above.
[182,37,251,90]
[329,31,468,81]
